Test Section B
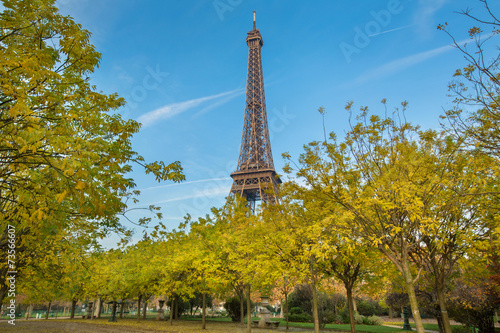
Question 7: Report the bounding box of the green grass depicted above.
[385,321,500,332]
[300,323,402,332]
[386,322,453,330]
[184,316,405,332]
[279,320,405,332]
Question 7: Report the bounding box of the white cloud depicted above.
[140,177,231,191]
[137,88,244,128]
[368,24,415,37]
[346,35,478,86]
[348,43,452,86]
[413,0,449,37]
[148,185,230,205]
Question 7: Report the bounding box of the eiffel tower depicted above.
[229,12,281,211]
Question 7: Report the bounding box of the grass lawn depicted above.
[272,319,405,332]
[385,321,453,331]
[385,321,500,332]
[187,316,408,332]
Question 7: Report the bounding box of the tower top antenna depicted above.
[253,11,256,30]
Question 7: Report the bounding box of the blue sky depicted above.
[53,0,499,245]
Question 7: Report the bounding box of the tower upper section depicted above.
[235,12,274,172]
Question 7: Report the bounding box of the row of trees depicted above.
[13,142,499,332]
[1,1,499,333]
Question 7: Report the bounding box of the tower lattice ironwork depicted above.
[229,12,281,210]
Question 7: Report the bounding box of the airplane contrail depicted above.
[368,24,414,37]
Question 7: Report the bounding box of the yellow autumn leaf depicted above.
[56,190,68,203]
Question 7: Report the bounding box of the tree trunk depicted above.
[96,297,102,319]
[0,278,8,309]
[389,307,393,319]
[170,298,174,325]
[436,288,452,333]
[174,296,179,319]
[137,294,142,321]
[45,301,52,320]
[119,301,125,319]
[246,285,252,333]
[70,299,77,319]
[240,294,244,325]
[346,284,356,333]
[99,298,104,318]
[284,290,289,330]
[25,304,32,320]
[142,297,147,320]
[311,281,320,333]
[202,293,206,330]
[91,299,96,320]
[402,262,425,333]
[434,303,445,333]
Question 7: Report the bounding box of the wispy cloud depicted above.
[416,0,448,20]
[413,0,449,37]
[348,44,451,86]
[192,94,241,119]
[140,177,231,191]
[137,88,243,128]
[148,186,230,205]
[347,36,474,86]
[368,24,414,37]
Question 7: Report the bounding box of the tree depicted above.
[439,0,500,271]
[270,274,297,330]
[439,0,500,159]
[447,274,500,333]
[17,226,94,320]
[212,198,264,333]
[0,0,184,306]
[386,292,409,318]
[169,214,224,329]
[284,103,494,333]
[261,183,331,333]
